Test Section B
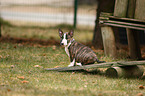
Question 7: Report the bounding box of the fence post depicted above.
[73,0,78,28]
[0,19,1,37]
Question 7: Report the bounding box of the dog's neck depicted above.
[65,39,75,57]
[66,39,75,48]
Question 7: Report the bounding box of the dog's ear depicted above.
[69,30,74,38]
[59,29,63,37]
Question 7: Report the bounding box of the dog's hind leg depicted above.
[68,59,75,67]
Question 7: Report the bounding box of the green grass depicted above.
[2,23,93,44]
[0,42,145,96]
[0,24,145,96]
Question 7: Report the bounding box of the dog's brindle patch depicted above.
[59,29,105,67]
[69,41,99,65]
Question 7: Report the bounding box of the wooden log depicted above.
[101,26,117,58]
[106,65,144,78]
[134,0,145,20]
[114,0,128,18]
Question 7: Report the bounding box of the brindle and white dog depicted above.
[59,29,105,67]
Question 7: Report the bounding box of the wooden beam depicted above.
[126,0,142,59]
[100,12,117,58]
[109,16,145,23]
[127,0,136,18]
[134,0,145,20]
[114,0,128,17]
[100,18,145,30]
[45,61,145,71]
[127,29,141,59]
[101,26,117,58]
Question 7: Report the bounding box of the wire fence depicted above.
[0,0,97,27]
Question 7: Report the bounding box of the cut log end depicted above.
[106,65,144,78]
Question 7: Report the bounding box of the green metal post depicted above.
[0,19,1,37]
[0,24,1,37]
[73,0,78,28]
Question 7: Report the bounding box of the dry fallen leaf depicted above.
[21,80,29,83]
[72,72,75,74]
[54,66,60,68]
[137,93,143,96]
[84,85,87,88]
[98,93,103,96]
[139,85,144,89]
[0,55,2,58]
[28,71,31,74]
[34,65,42,68]
[42,53,46,56]
[7,89,11,92]
[11,65,15,68]
[18,76,25,79]
[52,45,56,50]
[13,46,17,48]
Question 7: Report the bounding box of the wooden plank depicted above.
[109,16,145,23]
[106,20,145,28]
[114,0,128,17]
[102,22,145,30]
[127,0,136,18]
[100,16,145,30]
[126,0,142,59]
[127,29,141,59]
[134,0,145,20]
[45,61,145,72]
[45,66,85,71]
[101,26,117,58]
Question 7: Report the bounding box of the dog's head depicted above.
[59,29,74,46]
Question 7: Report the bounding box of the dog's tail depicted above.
[96,59,106,63]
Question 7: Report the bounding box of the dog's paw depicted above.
[68,64,74,67]
[76,62,82,66]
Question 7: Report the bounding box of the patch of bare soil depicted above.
[0,36,59,47]
[0,36,145,59]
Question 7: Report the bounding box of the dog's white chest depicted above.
[65,47,70,57]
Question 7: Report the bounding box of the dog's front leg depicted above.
[68,58,75,67]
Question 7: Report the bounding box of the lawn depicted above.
[0,23,145,96]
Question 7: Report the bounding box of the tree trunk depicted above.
[92,0,115,49]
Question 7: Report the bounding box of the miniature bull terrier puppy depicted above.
[59,29,105,67]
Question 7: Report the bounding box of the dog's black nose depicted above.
[60,43,64,45]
